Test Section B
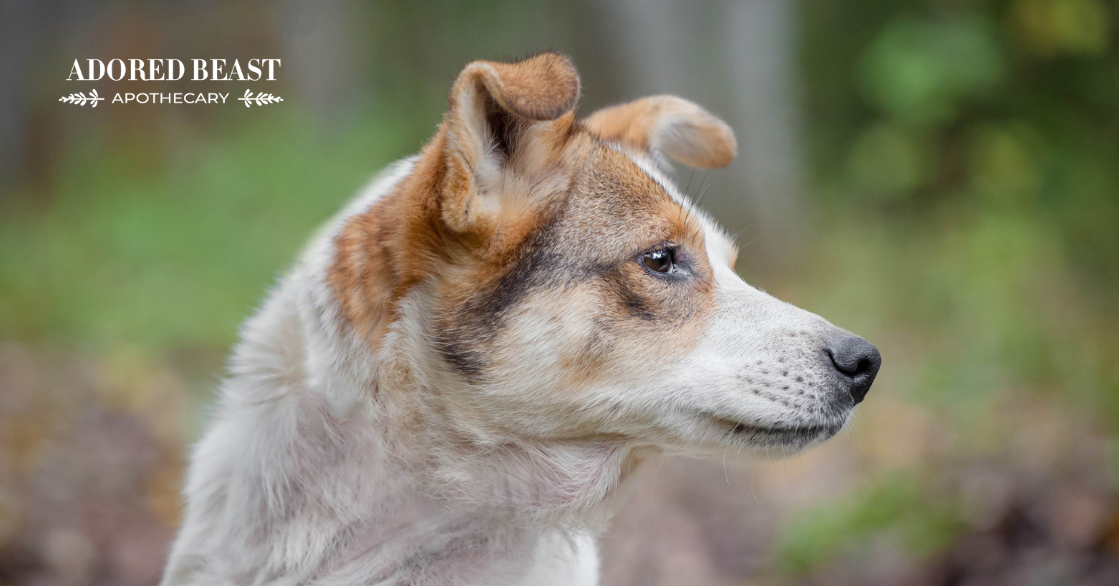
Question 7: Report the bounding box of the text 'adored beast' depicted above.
[67,59,281,82]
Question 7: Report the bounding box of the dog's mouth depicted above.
[703,414,845,448]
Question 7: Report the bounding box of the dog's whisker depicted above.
[693,182,713,208]
[696,169,711,199]
[684,165,697,197]
[740,233,762,248]
[745,463,763,510]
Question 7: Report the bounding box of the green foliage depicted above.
[861,16,1005,126]
[0,112,412,355]
[800,0,1119,427]
[779,4,1119,570]
[1012,0,1111,56]
[775,474,965,576]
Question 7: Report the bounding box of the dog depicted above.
[160,52,881,586]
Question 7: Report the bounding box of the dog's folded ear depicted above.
[583,96,737,169]
[439,53,580,235]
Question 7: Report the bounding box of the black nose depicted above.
[824,335,881,404]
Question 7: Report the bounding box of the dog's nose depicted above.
[824,335,881,404]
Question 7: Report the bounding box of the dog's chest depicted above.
[310,521,600,586]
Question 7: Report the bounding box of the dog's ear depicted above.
[439,53,580,235]
[583,95,736,169]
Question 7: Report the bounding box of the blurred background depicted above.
[1,0,1118,584]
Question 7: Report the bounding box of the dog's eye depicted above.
[642,248,676,274]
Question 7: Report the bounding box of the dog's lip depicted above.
[714,416,824,436]
[697,412,841,442]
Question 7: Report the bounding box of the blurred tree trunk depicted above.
[0,0,95,193]
[272,0,362,133]
[0,0,32,188]
[0,0,55,191]
[593,0,692,98]
[592,0,806,266]
[722,0,807,265]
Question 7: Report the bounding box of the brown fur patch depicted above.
[584,95,737,169]
[465,54,581,122]
[327,136,449,347]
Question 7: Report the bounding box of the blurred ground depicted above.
[0,345,183,586]
[2,1,1118,585]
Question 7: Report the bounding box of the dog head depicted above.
[325,53,880,485]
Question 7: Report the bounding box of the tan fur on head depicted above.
[583,95,737,168]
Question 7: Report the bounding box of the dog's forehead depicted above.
[559,140,734,267]
[568,146,673,220]
[604,145,686,206]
